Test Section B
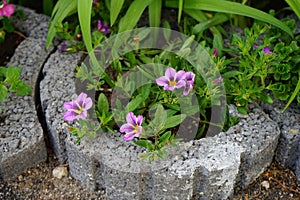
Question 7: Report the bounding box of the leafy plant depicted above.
[0,66,32,107]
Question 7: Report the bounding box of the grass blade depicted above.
[165,0,293,36]
[110,0,125,26]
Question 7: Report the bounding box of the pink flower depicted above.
[183,72,195,96]
[213,77,223,85]
[63,93,93,122]
[156,67,186,91]
[212,48,218,58]
[120,112,143,141]
[262,47,272,55]
[0,0,14,17]
[97,20,110,34]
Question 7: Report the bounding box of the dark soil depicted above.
[0,31,25,66]
[0,148,299,199]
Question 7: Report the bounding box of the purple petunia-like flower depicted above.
[213,77,223,85]
[0,0,14,17]
[262,47,272,55]
[156,67,186,91]
[183,72,195,96]
[63,92,93,122]
[212,48,218,58]
[120,112,143,141]
[97,20,110,34]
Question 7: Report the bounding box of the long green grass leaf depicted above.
[165,0,293,36]
[78,0,93,52]
[178,0,184,24]
[46,0,77,48]
[285,0,300,20]
[43,0,54,16]
[149,0,162,27]
[282,76,300,112]
[110,0,125,26]
[118,0,153,32]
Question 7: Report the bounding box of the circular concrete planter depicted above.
[39,37,294,200]
[0,6,51,181]
[2,5,299,200]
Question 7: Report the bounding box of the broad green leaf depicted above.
[135,140,154,151]
[0,85,8,101]
[46,0,77,48]
[118,0,153,32]
[237,106,247,115]
[149,0,162,27]
[165,0,293,36]
[14,82,32,96]
[159,131,171,144]
[125,96,145,112]
[111,0,125,25]
[164,114,186,129]
[151,104,167,128]
[98,93,109,114]
[6,66,21,84]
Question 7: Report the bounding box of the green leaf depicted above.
[193,13,229,34]
[14,81,32,96]
[43,0,54,16]
[111,0,125,25]
[125,96,145,112]
[151,104,167,128]
[46,0,77,48]
[159,131,171,144]
[149,0,162,27]
[97,93,109,115]
[259,93,273,104]
[282,76,300,112]
[237,106,247,114]
[165,0,293,36]
[118,0,153,32]
[178,0,184,24]
[78,0,93,53]
[135,140,154,151]
[164,114,186,129]
[0,85,8,101]
[6,66,21,84]
[285,0,300,20]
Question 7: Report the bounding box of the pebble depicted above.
[261,180,270,190]
[52,166,68,179]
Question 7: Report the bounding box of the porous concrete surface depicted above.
[262,101,300,181]
[40,49,82,163]
[63,103,280,199]
[0,7,51,180]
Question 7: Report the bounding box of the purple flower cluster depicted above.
[156,67,195,96]
[0,0,14,17]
